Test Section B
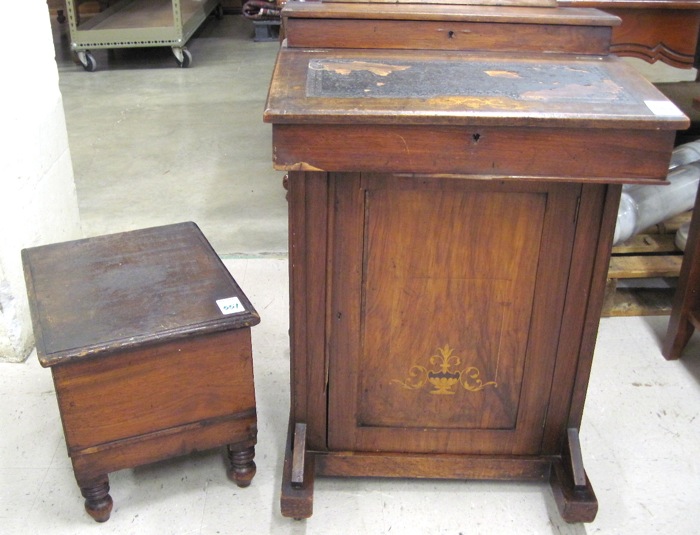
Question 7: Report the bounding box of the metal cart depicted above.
[66,0,223,71]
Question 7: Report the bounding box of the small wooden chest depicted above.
[22,222,260,522]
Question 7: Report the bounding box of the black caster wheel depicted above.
[173,47,192,68]
[77,51,97,72]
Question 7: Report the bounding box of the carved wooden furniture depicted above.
[560,0,700,68]
[22,222,260,522]
[663,186,700,358]
[265,0,688,524]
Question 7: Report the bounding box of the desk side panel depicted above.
[288,172,332,450]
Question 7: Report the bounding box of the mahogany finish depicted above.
[663,186,700,359]
[284,3,617,53]
[22,222,260,522]
[561,1,700,68]
[265,1,688,524]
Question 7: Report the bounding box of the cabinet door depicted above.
[328,174,581,455]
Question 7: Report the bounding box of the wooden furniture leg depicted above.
[227,443,257,488]
[663,187,700,360]
[77,474,113,523]
[281,418,315,520]
[549,428,598,523]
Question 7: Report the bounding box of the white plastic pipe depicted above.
[613,161,700,246]
[669,139,700,170]
[676,221,691,251]
[669,141,700,251]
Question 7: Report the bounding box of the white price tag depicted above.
[216,296,245,315]
[645,100,685,117]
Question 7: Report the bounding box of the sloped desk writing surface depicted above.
[265,28,688,523]
[266,49,686,181]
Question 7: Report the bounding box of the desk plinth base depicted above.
[280,417,597,523]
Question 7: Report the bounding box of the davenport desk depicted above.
[264,0,688,523]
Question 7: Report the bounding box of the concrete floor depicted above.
[1,261,699,534]
[2,11,699,535]
[54,13,287,256]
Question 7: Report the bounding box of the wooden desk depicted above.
[265,2,688,523]
[22,222,260,521]
[560,0,700,68]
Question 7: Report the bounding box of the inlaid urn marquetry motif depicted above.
[392,344,498,395]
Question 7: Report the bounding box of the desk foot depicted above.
[79,475,113,522]
[281,418,315,519]
[549,428,598,523]
[227,445,257,488]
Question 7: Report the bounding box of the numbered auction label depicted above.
[645,100,685,117]
[216,296,245,315]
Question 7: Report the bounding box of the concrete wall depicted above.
[0,2,82,362]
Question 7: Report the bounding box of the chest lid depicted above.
[22,222,260,367]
